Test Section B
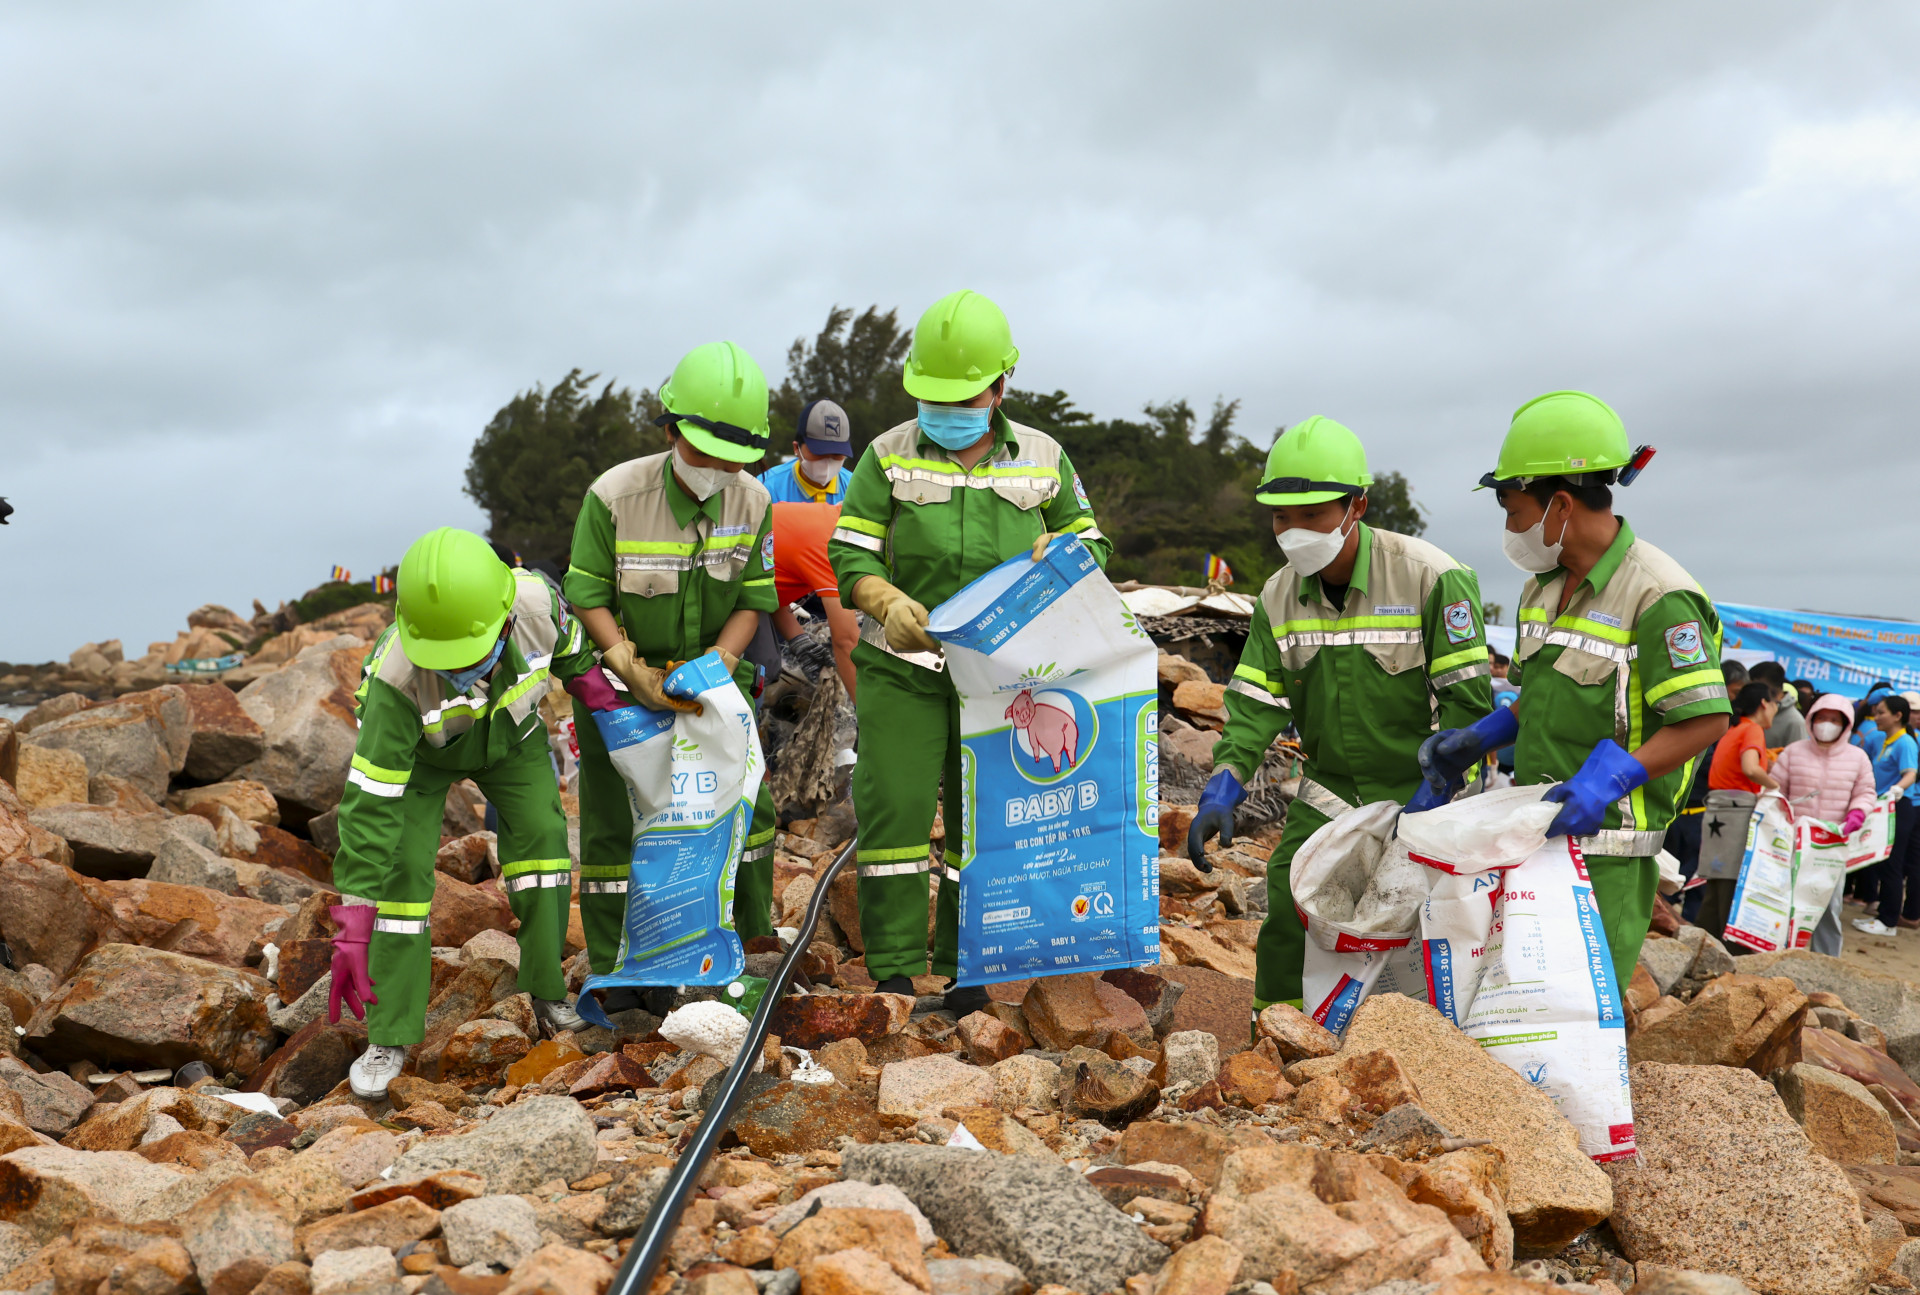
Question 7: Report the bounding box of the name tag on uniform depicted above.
[1585,610,1624,628]
[1374,605,1416,616]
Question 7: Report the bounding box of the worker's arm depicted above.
[1039,450,1112,569]
[545,587,598,682]
[1738,741,1780,792]
[333,660,421,905]
[1423,565,1494,731]
[771,607,804,640]
[822,594,860,701]
[829,444,893,605]
[715,608,760,662]
[564,490,623,652]
[1632,590,1735,779]
[712,506,777,661]
[1210,598,1290,786]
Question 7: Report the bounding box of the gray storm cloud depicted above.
[3,1,1917,660]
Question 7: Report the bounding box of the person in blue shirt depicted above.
[1854,681,1897,756]
[1855,692,1920,937]
[761,398,853,504]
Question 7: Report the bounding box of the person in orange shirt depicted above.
[1708,682,1780,794]
[770,502,860,700]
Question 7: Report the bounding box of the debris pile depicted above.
[1,615,1917,1295]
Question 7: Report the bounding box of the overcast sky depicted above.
[4,2,1918,663]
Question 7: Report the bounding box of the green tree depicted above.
[1363,470,1427,538]
[768,306,917,462]
[464,370,665,566]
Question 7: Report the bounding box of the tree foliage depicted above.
[768,306,916,460]
[464,370,666,566]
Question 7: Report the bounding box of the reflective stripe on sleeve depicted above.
[1227,677,1283,708]
[1428,646,1487,676]
[831,526,885,553]
[347,768,407,798]
[1431,661,1492,690]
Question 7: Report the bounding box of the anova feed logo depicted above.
[1004,687,1098,783]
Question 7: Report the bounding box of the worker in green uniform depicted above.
[1418,391,1731,988]
[329,527,598,1099]
[828,289,1110,1014]
[563,341,780,1012]
[1187,417,1494,1021]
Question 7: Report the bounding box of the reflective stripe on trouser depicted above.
[366,735,572,1045]
[572,695,777,977]
[850,645,961,983]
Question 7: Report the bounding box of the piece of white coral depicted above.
[659,1000,753,1067]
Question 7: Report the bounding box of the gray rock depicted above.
[176,1176,297,1295]
[1356,1104,1452,1158]
[273,972,334,1035]
[599,1166,668,1238]
[311,1246,402,1295]
[1897,1239,1920,1288]
[148,834,239,894]
[0,1056,95,1135]
[441,1195,540,1269]
[386,1094,596,1194]
[766,1182,936,1246]
[0,1220,39,1277]
[234,649,365,816]
[21,806,217,879]
[1638,938,1694,997]
[1348,1285,1434,1295]
[926,1257,1031,1295]
[23,688,188,801]
[1684,930,1737,980]
[753,1270,799,1295]
[1161,1030,1220,1089]
[842,1143,1165,1292]
[1738,949,1920,1079]
[1629,1268,1759,1294]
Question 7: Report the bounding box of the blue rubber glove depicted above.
[1542,740,1649,839]
[1186,767,1247,873]
[1413,708,1520,810]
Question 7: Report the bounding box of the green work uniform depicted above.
[1211,524,1494,1009]
[332,571,596,1046]
[828,411,1110,982]
[1508,517,1730,987]
[563,452,779,975]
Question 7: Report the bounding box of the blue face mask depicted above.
[438,631,508,693]
[916,401,994,451]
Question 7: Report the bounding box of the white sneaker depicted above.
[534,996,587,1033]
[349,1044,409,1099]
[1854,918,1898,937]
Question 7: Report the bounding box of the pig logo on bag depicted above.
[1005,688,1097,782]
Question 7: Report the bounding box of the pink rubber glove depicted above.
[328,904,378,1024]
[565,667,624,713]
[1844,808,1867,836]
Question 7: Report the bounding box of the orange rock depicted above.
[775,1209,931,1293]
[504,1039,589,1089]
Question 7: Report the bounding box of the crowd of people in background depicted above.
[1651,659,1920,955]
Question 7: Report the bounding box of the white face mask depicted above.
[1502,499,1569,574]
[798,454,843,486]
[1813,720,1845,743]
[1275,500,1356,576]
[674,444,735,501]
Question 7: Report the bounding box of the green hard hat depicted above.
[1255,415,1372,505]
[902,290,1021,402]
[1482,390,1631,488]
[395,527,516,670]
[658,341,771,464]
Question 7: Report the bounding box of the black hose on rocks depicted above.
[607,835,858,1295]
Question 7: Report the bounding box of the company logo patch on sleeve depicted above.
[1444,600,1477,643]
[1666,621,1707,667]
[1072,472,1090,509]
[762,534,775,568]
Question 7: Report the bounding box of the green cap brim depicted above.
[397,606,510,671]
[680,421,767,464]
[902,368,999,402]
[1255,487,1350,506]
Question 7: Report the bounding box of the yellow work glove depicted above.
[1031,531,1061,562]
[706,645,740,675]
[602,640,700,715]
[852,576,940,655]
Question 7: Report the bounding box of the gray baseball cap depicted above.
[797,399,852,457]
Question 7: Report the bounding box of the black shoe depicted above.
[874,976,915,996]
[943,984,990,1016]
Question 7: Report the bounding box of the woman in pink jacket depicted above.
[1773,693,1877,955]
